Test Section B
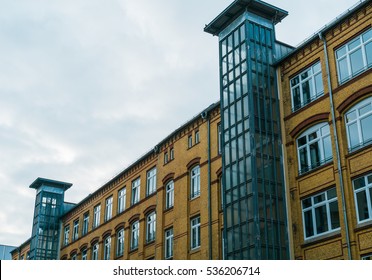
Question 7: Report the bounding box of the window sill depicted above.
[301,230,341,248]
[190,247,201,254]
[296,161,333,180]
[164,206,174,213]
[190,194,200,201]
[354,220,372,233]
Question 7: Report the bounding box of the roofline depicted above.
[10,237,32,254]
[29,177,72,190]
[274,0,368,65]
[204,0,288,36]
[61,101,221,219]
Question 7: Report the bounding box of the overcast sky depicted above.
[0,0,360,246]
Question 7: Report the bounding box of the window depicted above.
[71,253,77,260]
[104,236,111,260]
[131,178,140,205]
[118,188,126,214]
[93,204,101,229]
[195,130,200,144]
[191,216,201,249]
[131,221,139,250]
[336,28,371,84]
[170,148,174,160]
[146,212,156,243]
[81,248,87,260]
[190,165,201,199]
[345,97,372,151]
[116,228,124,257]
[63,225,70,246]
[353,173,372,223]
[147,168,157,196]
[165,180,174,209]
[297,122,332,174]
[290,61,324,111]
[302,188,340,239]
[82,212,89,236]
[164,152,168,164]
[188,135,193,148]
[105,196,113,222]
[165,227,174,259]
[92,242,99,260]
[73,219,79,241]
[362,253,372,260]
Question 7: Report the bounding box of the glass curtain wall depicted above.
[219,14,288,260]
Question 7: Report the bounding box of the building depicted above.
[0,245,17,260]
[10,0,371,260]
[276,0,371,259]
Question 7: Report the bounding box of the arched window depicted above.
[130,221,139,250]
[91,242,99,260]
[345,96,372,151]
[116,228,124,257]
[103,235,111,260]
[146,212,156,243]
[190,165,200,199]
[165,180,174,209]
[296,122,332,174]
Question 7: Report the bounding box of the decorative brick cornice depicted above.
[337,85,372,113]
[290,113,330,138]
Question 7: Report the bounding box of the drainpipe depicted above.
[201,110,212,260]
[319,32,352,260]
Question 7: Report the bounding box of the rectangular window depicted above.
[92,243,99,260]
[146,168,157,196]
[116,229,124,257]
[165,227,174,259]
[191,216,201,249]
[195,130,200,144]
[131,178,140,205]
[63,225,70,246]
[170,148,174,160]
[290,61,323,112]
[336,28,371,84]
[105,196,113,222]
[353,173,372,223]
[73,219,79,241]
[104,236,111,260]
[190,165,201,199]
[164,152,168,164]
[188,135,193,148]
[131,221,139,250]
[118,188,126,214]
[165,180,174,209]
[82,212,89,236]
[146,212,156,243]
[302,188,340,239]
[218,123,222,155]
[93,204,101,229]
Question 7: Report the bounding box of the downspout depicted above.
[319,32,352,260]
[202,110,212,260]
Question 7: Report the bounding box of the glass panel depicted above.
[304,210,314,238]
[361,115,372,143]
[315,205,328,234]
[348,37,361,50]
[347,122,359,148]
[359,103,372,116]
[291,76,299,87]
[299,148,308,171]
[327,188,337,199]
[346,110,356,123]
[329,201,340,229]
[350,48,364,75]
[221,39,227,57]
[292,87,301,109]
[302,198,312,208]
[309,142,320,166]
[354,177,366,190]
[366,42,372,66]
[336,46,346,58]
[368,175,372,185]
[362,29,372,42]
[313,62,321,73]
[323,135,332,161]
[308,131,318,141]
[314,193,325,204]
[356,191,369,221]
[338,57,349,82]
[321,124,330,136]
[240,24,246,42]
[314,73,323,95]
[298,135,307,146]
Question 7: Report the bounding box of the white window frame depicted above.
[105,196,113,222]
[165,180,174,209]
[146,168,157,196]
[336,28,371,84]
[146,212,156,243]
[93,204,101,229]
[82,212,89,236]
[188,135,193,148]
[131,221,139,250]
[63,225,69,246]
[301,188,340,240]
[118,187,126,214]
[73,219,79,241]
[195,130,200,144]
[297,122,332,175]
[104,236,111,260]
[131,178,140,205]
[190,165,201,199]
[116,228,124,257]
[362,253,372,260]
[165,227,174,259]
[170,148,174,160]
[353,173,372,224]
[191,216,201,249]
[345,96,372,152]
[290,61,324,112]
[81,248,87,260]
[92,243,99,260]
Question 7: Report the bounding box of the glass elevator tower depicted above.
[205,0,289,259]
[29,178,72,260]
